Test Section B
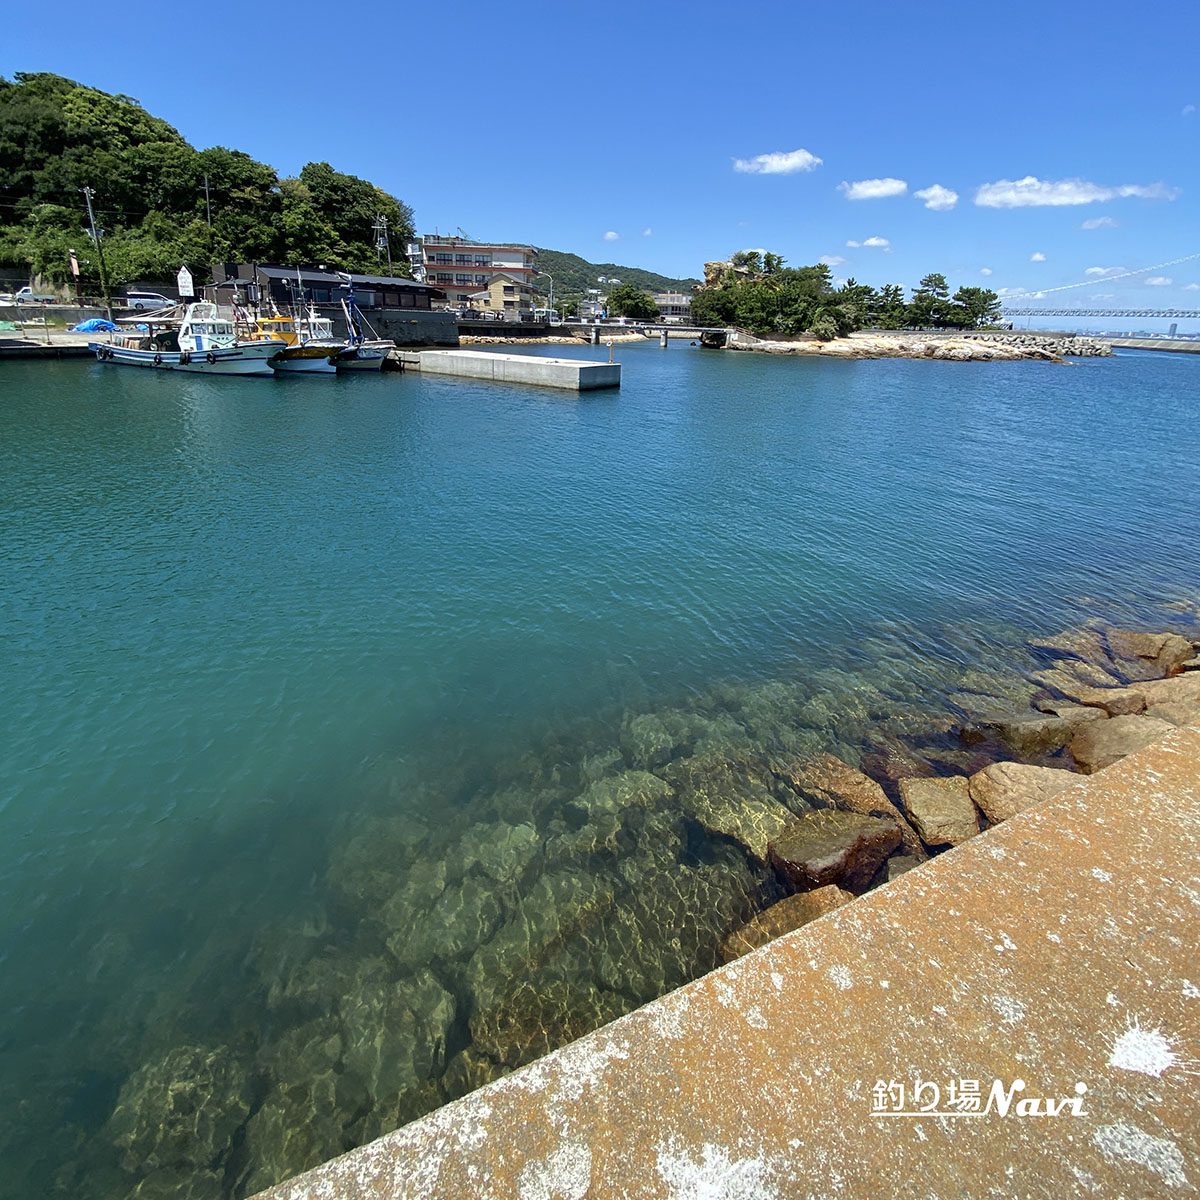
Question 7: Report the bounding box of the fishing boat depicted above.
[241,312,341,375]
[333,278,393,371]
[90,302,284,375]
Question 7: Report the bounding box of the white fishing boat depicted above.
[90,302,285,375]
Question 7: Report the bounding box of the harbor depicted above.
[2,20,1199,1200]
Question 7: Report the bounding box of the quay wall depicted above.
[257,721,1200,1199]
[413,350,620,391]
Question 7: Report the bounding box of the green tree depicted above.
[910,272,951,327]
[950,285,1002,328]
[606,282,659,320]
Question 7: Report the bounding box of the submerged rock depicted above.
[719,887,853,962]
[107,1044,251,1195]
[664,752,796,864]
[1033,699,1109,726]
[767,810,901,892]
[1028,628,1111,664]
[1069,714,1176,774]
[441,1047,509,1100]
[898,776,980,848]
[968,761,1074,824]
[779,752,925,858]
[977,713,1074,758]
[340,967,456,1105]
[470,978,628,1068]
[387,872,506,969]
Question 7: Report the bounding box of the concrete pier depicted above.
[257,722,1200,1200]
[411,349,620,391]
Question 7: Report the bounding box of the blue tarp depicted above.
[72,318,118,333]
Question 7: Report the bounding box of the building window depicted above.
[433,253,453,264]
[503,285,515,295]
[474,256,490,267]
[400,292,415,308]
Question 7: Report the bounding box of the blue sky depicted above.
[5,1,1198,326]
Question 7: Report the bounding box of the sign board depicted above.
[177,266,194,298]
[69,250,80,277]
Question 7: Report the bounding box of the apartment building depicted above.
[410,236,539,308]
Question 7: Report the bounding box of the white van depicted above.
[533,308,562,326]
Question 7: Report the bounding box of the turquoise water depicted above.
[1,344,1197,1197]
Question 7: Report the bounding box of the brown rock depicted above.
[1069,715,1175,774]
[1027,628,1110,663]
[767,811,902,893]
[1156,634,1198,675]
[979,713,1074,758]
[1131,673,1200,708]
[1106,629,1171,661]
[1082,688,1147,717]
[780,753,926,859]
[1181,656,1200,672]
[898,777,980,848]
[886,854,922,882]
[968,762,1075,824]
[719,887,853,962]
[1145,701,1200,728]
[1033,699,1109,726]
[1107,629,1197,676]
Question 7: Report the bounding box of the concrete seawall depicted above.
[257,721,1200,1199]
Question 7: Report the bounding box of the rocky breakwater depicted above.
[720,328,1111,362]
[716,620,1199,964]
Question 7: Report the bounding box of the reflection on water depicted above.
[0,347,1197,1197]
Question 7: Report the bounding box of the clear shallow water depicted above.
[1,345,1197,1197]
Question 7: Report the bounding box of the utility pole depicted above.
[82,186,113,322]
[373,214,393,274]
[203,174,212,227]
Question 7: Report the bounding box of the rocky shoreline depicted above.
[66,602,1200,1200]
[717,623,1200,962]
[721,328,1113,362]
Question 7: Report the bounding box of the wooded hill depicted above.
[0,73,414,290]
[532,247,699,299]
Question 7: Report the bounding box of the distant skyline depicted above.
[4,0,1198,329]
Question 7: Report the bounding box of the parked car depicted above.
[2,285,57,304]
[122,291,172,311]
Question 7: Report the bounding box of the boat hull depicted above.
[90,341,284,376]
[270,344,339,374]
[336,342,391,371]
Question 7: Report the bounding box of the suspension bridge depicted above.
[1001,307,1200,318]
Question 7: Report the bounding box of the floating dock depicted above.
[409,349,620,391]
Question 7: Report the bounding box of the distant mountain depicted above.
[533,248,699,297]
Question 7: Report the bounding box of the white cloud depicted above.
[819,254,846,266]
[1085,265,1126,277]
[1090,293,1116,301]
[975,176,1180,207]
[733,148,822,175]
[1184,283,1200,291]
[839,177,907,201]
[603,230,619,241]
[1145,276,1173,286]
[980,267,993,276]
[1030,251,1047,262]
[1081,216,1118,230]
[913,184,958,211]
[845,236,891,250]
[1184,104,1196,117]
[642,227,653,237]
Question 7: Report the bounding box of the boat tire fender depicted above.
[179,351,190,365]
[153,353,163,366]
[206,351,216,365]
